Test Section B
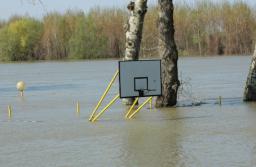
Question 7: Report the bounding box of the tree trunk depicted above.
[244,44,256,101]
[198,29,202,56]
[122,0,148,105]
[155,0,180,107]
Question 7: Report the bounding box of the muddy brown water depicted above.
[0,56,256,167]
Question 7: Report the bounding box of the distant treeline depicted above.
[0,1,255,61]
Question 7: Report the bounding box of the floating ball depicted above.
[16,81,26,92]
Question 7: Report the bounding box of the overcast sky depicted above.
[0,0,255,20]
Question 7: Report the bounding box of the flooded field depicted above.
[0,56,256,167]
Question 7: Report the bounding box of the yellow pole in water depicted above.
[76,101,80,114]
[219,96,222,105]
[149,97,152,110]
[92,94,120,122]
[129,97,153,119]
[8,105,12,119]
[125,97,139,118]
[89,70,119,121]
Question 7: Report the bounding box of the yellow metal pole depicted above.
[76,101,80,114]
[149,97,152,110]
[129,97,153,119]
[89,70,119,121]
[125,97,139,118]
[92,94,120,122]
[8,105,12,119]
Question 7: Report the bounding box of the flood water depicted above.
[0,56,256,167]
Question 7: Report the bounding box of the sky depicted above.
[0,0,255,20]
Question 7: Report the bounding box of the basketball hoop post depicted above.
[128,97,153,119]
[149,98,152,110]
[91,94,120,122]
[125,97,139,118]
[89,70,119,121]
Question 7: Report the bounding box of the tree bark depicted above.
[244,44,256,101]
[155,0,180,107]
[123,0,148,105]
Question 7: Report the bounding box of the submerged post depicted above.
[129,97,152,119]
[76,101,80,114]
[8,105,12,119]
[92,94,120,122]
[219,96,222,105]
[149,98,152,110]
[89,70,119,121]
[125,97,139,118]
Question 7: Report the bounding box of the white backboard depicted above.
[119,60,162,98]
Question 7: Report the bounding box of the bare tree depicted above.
[244,44,256,101]
[123,0,148,105]
[155,0,180,107]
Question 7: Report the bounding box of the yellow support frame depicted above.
[91,94,120,122]
[89,70,119,121]
[125,97,139,118]
[128,97,153,119]
[89,69,154,122]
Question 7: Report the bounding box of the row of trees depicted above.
[142,1,256,57]
[0,10,115,61]
[0,1,255,61]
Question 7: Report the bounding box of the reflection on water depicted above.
[0,56,256,167]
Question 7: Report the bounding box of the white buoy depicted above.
[16,81,26,96]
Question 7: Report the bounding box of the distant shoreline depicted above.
[0,54,251,64]
[1,1,255,62]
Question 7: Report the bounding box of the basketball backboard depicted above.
[119,60,162,98]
